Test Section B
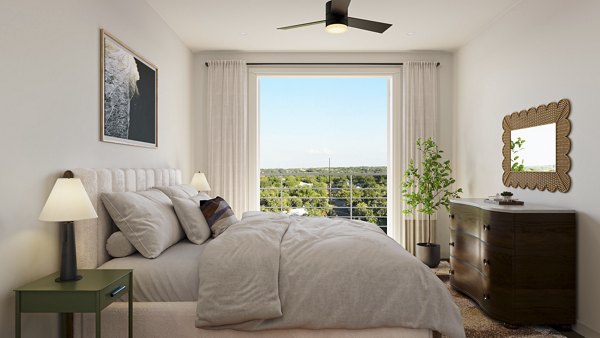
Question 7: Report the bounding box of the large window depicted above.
[258,76,390,232]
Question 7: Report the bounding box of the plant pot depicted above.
[416,243,441,268]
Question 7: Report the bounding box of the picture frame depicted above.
[100,29,158,148]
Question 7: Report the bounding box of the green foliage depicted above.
[259,167,388,229]
[401,138,462,244]
[510,137,526,172]
[500,191,513,197]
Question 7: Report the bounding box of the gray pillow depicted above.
[101,189,184,258]
[171,195,212,244]
[153,184,198,199]
[190,192,211,204]
[106,231,137,258]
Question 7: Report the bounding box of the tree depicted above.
[511,137,526,172]
[401,138,462,244]
[260,167,389,228]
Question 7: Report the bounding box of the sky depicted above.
[260,77,388,169]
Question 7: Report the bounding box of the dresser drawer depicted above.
[481,210,514,248]
[450,230,481,270]
[451,257,514,323]
[450,203,481,238]
[450,257,483,303]
[480,242,513,286]
[481,276,514,323]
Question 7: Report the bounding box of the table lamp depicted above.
[39,171,98,282]
[190,172,211,192]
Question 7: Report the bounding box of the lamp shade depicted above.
[191,172,211,192]
[39,178,98,222]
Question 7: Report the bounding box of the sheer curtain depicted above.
[401,61,438,254]
[206,60,249,216]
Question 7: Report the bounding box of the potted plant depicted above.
[402,138,462,268]
[500,191,513,201]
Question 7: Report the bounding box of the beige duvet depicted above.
[196,212,465,338]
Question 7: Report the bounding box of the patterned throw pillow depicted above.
[200,196,238,237]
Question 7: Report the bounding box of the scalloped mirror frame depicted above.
[502,99,572,192]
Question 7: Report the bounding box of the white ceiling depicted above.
[145,0,522,52]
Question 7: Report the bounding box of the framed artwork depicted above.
[101,29,158,148]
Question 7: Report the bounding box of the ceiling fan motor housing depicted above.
[326,1,348,27]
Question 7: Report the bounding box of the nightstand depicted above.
[14,269,132,338]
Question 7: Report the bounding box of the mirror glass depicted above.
[510,123,556,172]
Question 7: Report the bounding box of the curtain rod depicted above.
[204,62,440,67]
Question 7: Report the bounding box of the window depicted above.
[248,67,402,239]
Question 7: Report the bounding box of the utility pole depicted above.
[328,158,331,207]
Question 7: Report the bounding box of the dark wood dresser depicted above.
[449,198,576,325]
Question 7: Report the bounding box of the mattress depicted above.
[99,239,209,301]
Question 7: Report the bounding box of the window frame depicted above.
[248,66,403,242]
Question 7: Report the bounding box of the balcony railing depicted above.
[260,172,388,233]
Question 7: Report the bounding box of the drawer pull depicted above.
[483,294,490,300]
[449,214,455,219]
[110,285,127,297]
[449,269,455,275]
[483,224,490,231]
[449,242,455,247]
[483,259,489,266]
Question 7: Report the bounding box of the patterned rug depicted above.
[434,261,566,338]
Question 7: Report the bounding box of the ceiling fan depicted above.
[277,0,392,34]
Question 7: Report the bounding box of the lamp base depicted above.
[55,275,82,283]
[55,221,81,283]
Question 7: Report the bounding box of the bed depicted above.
[71,168,464,338]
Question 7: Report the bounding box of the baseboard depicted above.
[575,321,600,338]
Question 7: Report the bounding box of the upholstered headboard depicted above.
[72,168,183,268]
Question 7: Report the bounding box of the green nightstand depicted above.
[14,269,132,338]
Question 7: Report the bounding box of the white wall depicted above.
[0,0,193,336]
[193,51,456,255]
[454,0,600,336]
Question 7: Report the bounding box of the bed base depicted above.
[74,302,438,338]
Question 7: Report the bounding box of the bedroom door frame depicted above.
[248,66,403,242]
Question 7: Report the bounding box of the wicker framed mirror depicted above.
[502,99,572,192]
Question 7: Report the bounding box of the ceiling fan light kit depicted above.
[326,23,348,34]
[325,0,348,33]
[278,0,392,34]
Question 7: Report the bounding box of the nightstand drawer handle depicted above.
[483,259,489,266]
[449,241,455,247]
[483,224,490,231]
[110,285,127,297]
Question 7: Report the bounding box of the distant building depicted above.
[288,208,308,216]
[298,182,313,187]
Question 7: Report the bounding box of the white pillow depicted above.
[101,189,184,258]
[171,195,212,244]
[153,184,198,199]
[191,192,211,204]
[106,231,137,258]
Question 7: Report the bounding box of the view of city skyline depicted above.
[259,77,388,169]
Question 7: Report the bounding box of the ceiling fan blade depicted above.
[347,17,392,33]
[330,0,351,16]
[277,20,326,30]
